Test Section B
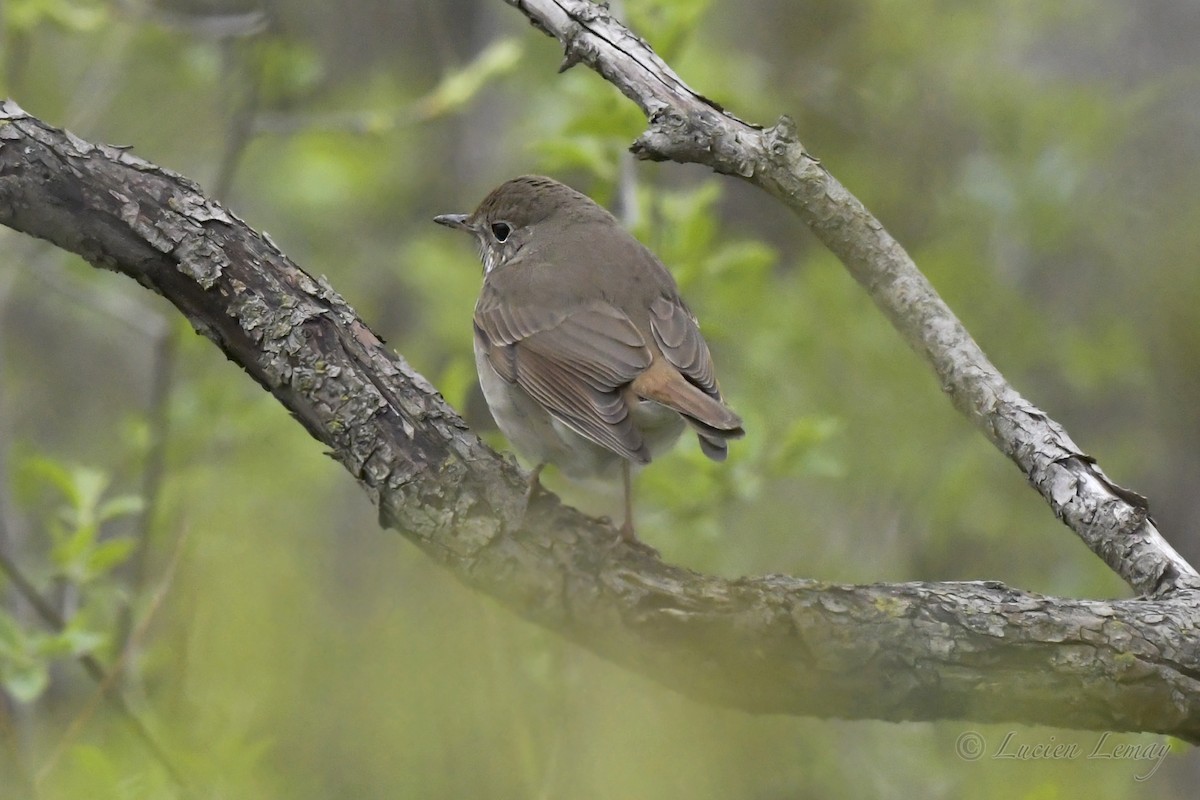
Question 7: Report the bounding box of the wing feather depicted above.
[473,297,653,462]
[515,346,649,462]
[649,295,717,396]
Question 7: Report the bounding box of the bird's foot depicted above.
[616,520,660,558]
[522,463,547,507]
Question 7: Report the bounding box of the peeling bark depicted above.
[1,95,1198,741]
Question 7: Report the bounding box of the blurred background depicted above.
[1,0,1198,796]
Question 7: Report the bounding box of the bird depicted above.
[434,175,743,545]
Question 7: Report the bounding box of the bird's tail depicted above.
[631,360,744,462]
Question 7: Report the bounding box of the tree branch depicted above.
[3,64,1199,741]
[504,0,1199,599]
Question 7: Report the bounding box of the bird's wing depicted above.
[474,298,654,462]
[640,295,743,462]
[647,295,718,397]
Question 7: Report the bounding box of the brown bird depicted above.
[435,176,743,544]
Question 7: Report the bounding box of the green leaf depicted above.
[97,494,146,525]
[18,457,111,533]
[46,623,107,658]
[0,613,49,702]
[3,660,49,703]
[8,0,107,33]
[50,519,100,575]
[529,137,618,182]
[705,240,776,279]
[66,465,109,528]
[420,38,524,118]
[257,38,326,102]
[627,0,712,60]
[86,537,137,576]
[14,454,79,509]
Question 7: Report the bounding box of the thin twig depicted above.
[120,329,177,649]
[212,36,266,201]
[0,242,39,799]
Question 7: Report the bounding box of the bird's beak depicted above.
[433,213,471,231]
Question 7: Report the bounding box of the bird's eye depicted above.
[490,222,512,242]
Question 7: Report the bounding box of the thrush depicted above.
[435,175,743,544]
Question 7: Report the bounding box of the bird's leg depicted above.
[524,462,546,505]
[619,460,636,542]
[517,463,548,531]
[615,461,658,556]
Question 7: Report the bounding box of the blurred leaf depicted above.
[49,619,107,658]
[2,659,49,703]
[7,0,106,33]
[13,453,81,510]
[257,38,326,103]
[51,517,99,574]
[0,611,49,702]
[86,536,136,576]
[627,0,712,59]
[530,136,618,181]
[558,83,645,139]
[97,493,146,524]
[704,240,776,280]
[766,415,846,480]
[419,38,524,118]
[62,465,108,528]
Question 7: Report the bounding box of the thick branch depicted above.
[504,0,1199,598]
[2,101,1199,739]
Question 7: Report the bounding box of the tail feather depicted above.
[697,433,729,461]
[631,358,744,462]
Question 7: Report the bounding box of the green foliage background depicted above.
[0,0,1197,796]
